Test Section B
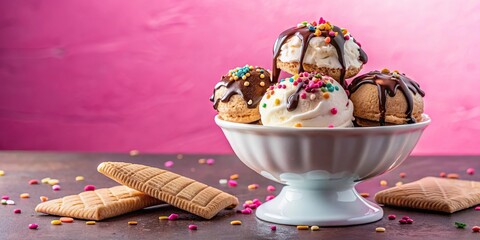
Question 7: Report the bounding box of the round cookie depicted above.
[210,65,273,123]
[348,69,425,126]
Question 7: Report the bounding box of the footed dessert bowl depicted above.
[216,115,430,226]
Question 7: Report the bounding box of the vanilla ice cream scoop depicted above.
[259,72,353,127]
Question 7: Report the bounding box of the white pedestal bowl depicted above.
[215,115,430,226]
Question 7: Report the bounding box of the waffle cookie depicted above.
[35,185,163,220]
[375,177,480,213]
[97,162,239,219]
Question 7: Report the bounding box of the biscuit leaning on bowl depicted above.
[348,69,425,126]
[272,17,368,87]
[210,65,273,123]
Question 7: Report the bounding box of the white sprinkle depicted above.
[219,179,228,185]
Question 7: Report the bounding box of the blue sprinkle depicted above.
[308,26,316,32]
[335,86,339,91]
[289,78,294,82]
[328,87,334,92]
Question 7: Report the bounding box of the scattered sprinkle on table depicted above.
[388,214,396,220]
[13,209,21,214]
[164,161,174,168]
[2,195,9,200]
[447,173,459,179]
[466,168,475,175]
[84,185,96,191]
[129,150,139,156]
[399,216,413,224]
[52,185,61,191]
[60,217,74,223]
[265,195,275,201]
[28,223,38,229]
[1,199,6,205]
[360,193,370,198]
[248,184,259,189]
[0,170,4,176]
[230,220,242,225]
[399,172,406,178]
[168,213,179,220]
[219,179,227,185]
[6,200,15,205]
[51,220,62,225]
[311,226,320,231]
[128,221,138,225]
[206,158,215,165]
[439,172,447,178]
[86,221,96,225]
[230,174,239,180]
[395,181,403,186]
[159,216,169,220]
[198,158,206,164]
[271,225,277,231]
[228,180,237,187]
[380,180,388,186]
[48,179,59,185]
[375,227,386,232]
[40,196,48,202]
[455,222,467,228]
[475,206,480,211]
[41,177,51,184]
[20,193,30,198]
[267,185,276,192]
[29,179,39,185]
[297,225,309,230]
[188,224,198,230]
[75,176,84,181]
[472,226,480,232]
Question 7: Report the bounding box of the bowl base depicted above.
[256,185,383,226]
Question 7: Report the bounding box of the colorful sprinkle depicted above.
[1,199,7,205]
[323,92,330,99]
[243,81,250,87]
[399,172,406,178]
[375,227,386,232]
[75,176,84,181]
[60,217,74,223]
[325,37,331,43]
[230,174,239,180]
[6,200,15,205]
[294,123,302,127]
[467,168,475,175]
[260,81,265,87]
[0,170,4,176]
[20,193,30,198]
[206,158,215,165]
[129,150,139,156]
[297,225,309,230]
[267,185,276,192]
[271,225,277,231]
[219,179,228,185]
[328,124,334,128]
[455,222,467,228]
[188,224,198,230]
[248,184,259,190]
[41,177,51,184]
[230,220,242,225]
[360,192,370,198]
[198,158,206,164]
[158,216,169,220]
[274,99,280,106]
[52,185,61,191]
[51,220,62,225]
[262,103,267,108]
[440,172,447,177]
[128,221,138,225]
[330,108,338,115]
[447,173,459,179]
[381,68,390,74]
[164,161,174,168]
[29,223,39,229]
[29,179,39,185]
[265,195,275,201]
[395,181,403,186]
[13,209,21,214]
[388,214,396,220]
[228,180,238,187]
[176,154,183,160]
[168,213,179,220]
[84,185,96,191]
[475,206,480,211]
[86,221,96,225]
[2,195,9,200]
[380,180,388,186]
[260,74,265,79]
[40,196,48,202]
[48,179,59,185]
[472,226,480,232]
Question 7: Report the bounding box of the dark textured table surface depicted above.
[0,151,479,240]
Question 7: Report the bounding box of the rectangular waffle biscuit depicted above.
[375,177,480,213]
[97,162,239,219]
[35,185,163,220]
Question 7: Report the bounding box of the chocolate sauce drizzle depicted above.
[272,23,368,88]
[286,81,304,111]
[210,67,273,110]
[348,70,425,125]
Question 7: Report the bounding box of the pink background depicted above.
[1,1,479,154]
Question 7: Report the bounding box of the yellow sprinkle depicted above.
[41,177,51,184]
[128,221,138,225]
[230,220,242,225]
[260,81,265,87]
[246,72,251,77]
[159,216,169,220]
[129,149,139,156]
[229,77,233,81]
[248,184,258,189]
[309,94,316,100]
[266,94,271,99]
[51,220,62,225]
[242,75,247,80]
[294,123,302,128]
[20,193,30,199]
[319,24,325,30]
[274,99,280,106]
[75,176,84,181]
[260,74,265,79]
[297,225,309,230]
[48,179,59,185]
[0,170,4,176]
[243,81,250,87]
[233,76,239,81]
[395,181,403,186]
[249,66,253,70]
[360,192,370,198]
[40,196,48,202]
[230,174,239,180]
[381,68,390,74]
[323,93,330,99]
[86,221,96,225]
[314,29,321,36]
[380,180,388,186]
[244,200,253,204]
[293,74,299,79]
[311,226,320,231]
[247,99,253,105]
[375,227,386,232]
[198,158,206,164]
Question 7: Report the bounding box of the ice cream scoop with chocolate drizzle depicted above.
[348,69,425,126]
[273,18,368,88]
[210,65,273,123]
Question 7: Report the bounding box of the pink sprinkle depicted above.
[319,17,326,24]
[329,31,335,37]
[168,213,179,220]
[439,172,447,177]
[300,93,307,99]
[406,219,414,224]
[206,158,215,165]
[267,185,276,192]
[241,208,253,214]
[164,161,174,168]
[387,214,396,220]
[188,224,197,230]
[330,108,338,115]
[467,168,475,175]
[28,223,38,229]
[402,216,410,220]
[242,203,249,208]
[269,86,274,90]
[52,185,61,191]
[474,206,480,211]
[344,35,350,40]
[2,195,9,200]
[84,185,96,191]
[265,195,275,201]
[228,180,237,187]
[248,203,258,209]
[328,124,334,128]
[399,219,407,224]
[271,225,277,231]
[29,179,39,185]
[14,209,21,214]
